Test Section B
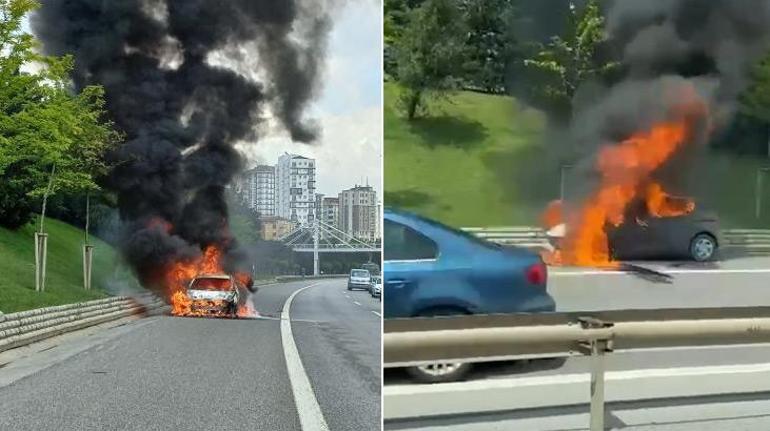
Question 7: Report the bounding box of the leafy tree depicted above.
[740,53,770,157]
[394,0,467,119]
[0,0,119,228]
[459,0,520,94]
[522,0,617,124]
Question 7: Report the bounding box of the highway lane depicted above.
[548,255,770,311]
[384,256,770,428]
[0,278,381,431]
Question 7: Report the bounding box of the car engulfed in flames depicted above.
[172,274,240,318]
[162,244,258,318]
[540,82,710,268]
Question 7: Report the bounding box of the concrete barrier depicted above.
[0,295,166,354]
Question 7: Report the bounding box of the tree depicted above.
[394,0,467,120]
[740,52,770,157]
[459,0,519,94]
[522,0,617,124]
[0,0,119,228]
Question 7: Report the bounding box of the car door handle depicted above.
[386,279,408,289]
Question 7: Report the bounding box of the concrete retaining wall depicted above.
[0,295,166,354]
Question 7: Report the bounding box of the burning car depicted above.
[174,274,243,318]
[546,193,721,263]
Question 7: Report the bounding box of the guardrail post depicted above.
[578,317,614,431]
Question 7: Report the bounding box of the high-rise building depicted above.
[253,165,276,217]
[236,165,276,217]
[339,185,379,241]
[320,196,339,230]
[276,153,316,226]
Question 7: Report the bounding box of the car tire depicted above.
[690,233,717,262]
[405,307,472,383]
[347,284,352,291]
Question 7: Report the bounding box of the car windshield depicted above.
[190,277,231,291]
[371,276,381,283]
[351,270,370,278]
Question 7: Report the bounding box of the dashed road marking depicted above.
[371,311,381,317]
[354,301,361,306]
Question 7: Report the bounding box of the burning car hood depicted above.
[188,290,235,301]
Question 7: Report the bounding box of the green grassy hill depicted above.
[385,83,770,229]
[385,83,556,227]
[0,217,137,313]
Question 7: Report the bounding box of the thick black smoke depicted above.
[567,0,770,204]
[32,1,333,292]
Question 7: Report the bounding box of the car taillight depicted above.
[526,262,547,286]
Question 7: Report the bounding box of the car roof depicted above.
[193,274,231,279]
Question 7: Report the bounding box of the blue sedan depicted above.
[383,208,555,319]
[383,208,557,382]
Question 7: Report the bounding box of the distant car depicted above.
[347,269,371,291]
[369,276,382,299]
[547,210,721,262]
[186,274,241,318]
[383,208,555,383]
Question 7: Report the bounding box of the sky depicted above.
[23,2,383,199]
[235,2,383,198]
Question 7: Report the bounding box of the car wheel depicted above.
[405,307,472,383]
[406,362,472,384]
[690,233,717,262]
[347,284,352,291]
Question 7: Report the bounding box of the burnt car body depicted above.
[547,210,721,262]
[186,274,242,317]
[607,210,721,261]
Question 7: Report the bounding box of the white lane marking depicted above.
[354,301,361,306]
[371,311,381,317]
[281,282,329,431]
[550,268,770,277]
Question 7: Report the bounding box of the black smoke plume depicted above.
[567,0,770,205]
[32,1,333,293]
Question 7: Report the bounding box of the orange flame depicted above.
[164,245,253,317]
[544,90,706,267]
[645,183,695,218]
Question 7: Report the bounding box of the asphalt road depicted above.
[549,255,770,311]
[385,256,770,429]
[0,278,382,431]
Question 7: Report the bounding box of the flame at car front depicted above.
[541,83,706,268]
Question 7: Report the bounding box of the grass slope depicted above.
[385,83,552,226]
[0,217,131,313]
[385,83,770,228]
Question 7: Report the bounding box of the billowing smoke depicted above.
[32,1,334,292]
[569,0,770,202]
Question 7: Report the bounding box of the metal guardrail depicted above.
[384,307,770,431]
[0,294,166,354]
[462,226,770,251]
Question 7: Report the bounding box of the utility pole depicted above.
[313,217,320,276]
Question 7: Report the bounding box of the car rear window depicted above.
[351,270,369,277]
[190,277,231,290]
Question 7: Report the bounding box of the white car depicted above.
[347,269,371,291]
[186,274,240,317]
[369,276,382,299]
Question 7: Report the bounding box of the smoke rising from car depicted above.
[568,0,770,205]
[32,0,336,294]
